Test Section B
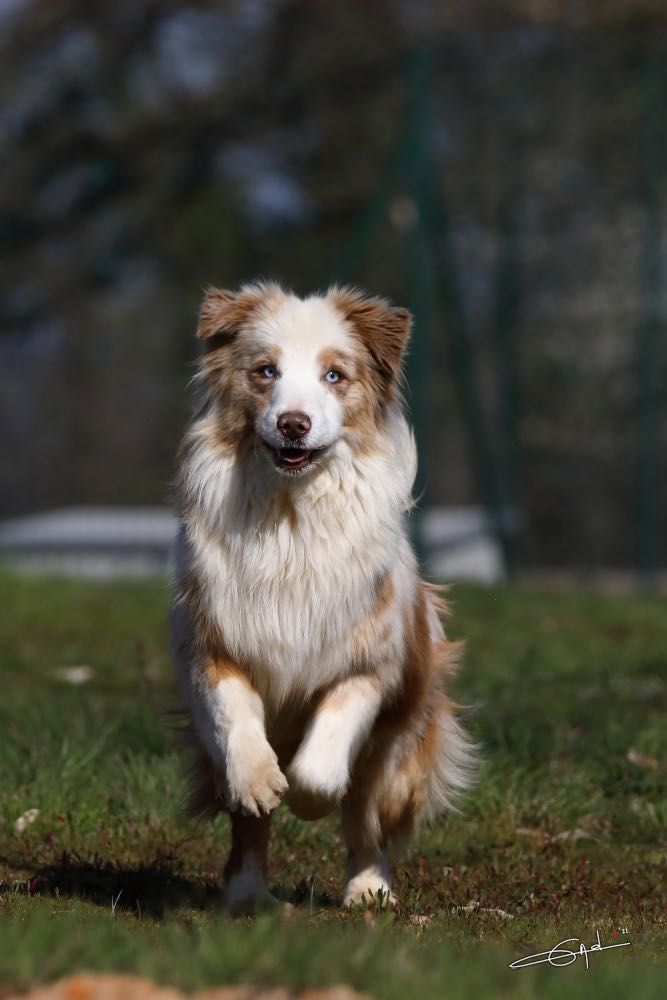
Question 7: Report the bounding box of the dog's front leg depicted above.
[192,659,288,816]
[286,675,381,818]
[222,812,277,913]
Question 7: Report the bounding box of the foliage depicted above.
[2,2,667,567]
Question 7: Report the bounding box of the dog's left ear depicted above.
[330,288,412,402]
[197,285,274,345]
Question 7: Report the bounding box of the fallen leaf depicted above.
[627,747,658,770]
[56,666,93,685]
[15,808,40,834]
[454,900,514,920]
[483,907,514,921]
[553,828,591,843]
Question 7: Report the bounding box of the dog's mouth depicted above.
[265,443,327,474]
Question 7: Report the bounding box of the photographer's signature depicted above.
[510,929,631,971]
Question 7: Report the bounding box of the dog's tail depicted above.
[420,692,478,825]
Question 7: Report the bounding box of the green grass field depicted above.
[0,569,665,998]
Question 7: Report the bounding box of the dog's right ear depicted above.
[197,285,275,345]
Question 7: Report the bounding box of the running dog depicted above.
[171,282,474,910]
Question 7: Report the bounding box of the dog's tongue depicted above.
[279,448,310,468]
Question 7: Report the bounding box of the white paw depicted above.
[343,872,397,909]
[343,857,398,906]
[225,735,288,816]
[287,745,349,802]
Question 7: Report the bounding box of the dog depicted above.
[170,282,474,910]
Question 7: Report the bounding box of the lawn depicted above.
[0,569,665,998]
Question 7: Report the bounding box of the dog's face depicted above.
[196,283,411,477]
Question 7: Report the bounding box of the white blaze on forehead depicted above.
[256,294,354,449]
[260,293,353,359]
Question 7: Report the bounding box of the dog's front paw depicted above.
[225,734,288,816]
[288,745,349,799]
[285,746,349,819]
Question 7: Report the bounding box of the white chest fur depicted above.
[178,410,416,707]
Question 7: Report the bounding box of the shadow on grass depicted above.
[3,853,222,918]
[2,854,338,917]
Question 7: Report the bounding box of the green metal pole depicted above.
[637,50,665,589]
[416,49,511,572]
[492,185,523,575]
[333,138,409,286]
[403,48,435,567]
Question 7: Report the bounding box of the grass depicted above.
[0,569,665,997]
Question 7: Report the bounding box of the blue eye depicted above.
[325,369,342,384]
[259,364,277,379]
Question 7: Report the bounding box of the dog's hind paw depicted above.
[343,868,397,909]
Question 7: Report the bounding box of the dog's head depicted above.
[195,282,411,476]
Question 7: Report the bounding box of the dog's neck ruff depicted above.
[182,403,415,542]
[178,405,417,705]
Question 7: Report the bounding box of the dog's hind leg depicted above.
[340,796,396,908]
[341,695,475,908]
[223,812,277,913]
[342,847,395,909]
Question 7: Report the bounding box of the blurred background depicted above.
[1,0,666,587]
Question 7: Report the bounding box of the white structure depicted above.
[0,506,176,578]
[420,506,507,584]
[0,505,509,582]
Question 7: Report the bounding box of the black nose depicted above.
[277,411,311,440]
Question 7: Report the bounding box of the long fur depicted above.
[171,283,475,908]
